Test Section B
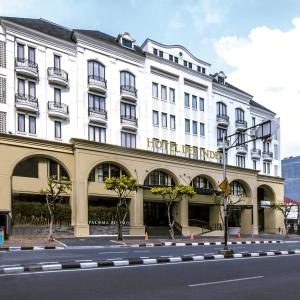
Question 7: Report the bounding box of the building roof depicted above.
[73,29,144,56]
[250,99,275,115]
[284,196,300,204]
[0,17,73,42]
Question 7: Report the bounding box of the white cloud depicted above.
[214,18,300,158]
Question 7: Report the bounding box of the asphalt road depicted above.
[1,253,300,299]
[1,241,300,266]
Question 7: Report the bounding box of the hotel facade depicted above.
[0,17,284,237]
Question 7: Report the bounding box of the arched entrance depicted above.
[87,162,131,235]
[11,156,71,237]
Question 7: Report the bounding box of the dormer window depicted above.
[215,71,227,85]
[117,32,135,50]
[218,77,225,84]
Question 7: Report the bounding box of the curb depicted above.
[129,240,284,248]
[1,249,300,275]
[0,246,65,252]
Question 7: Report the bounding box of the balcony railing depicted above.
[88,107,107,121]
[88,75,107,91]
[251,148,261,158]
[120,115,138,127]
[48,67,69,86]
[15,58,38,77]
[217,138,229,149]
[194,187,219,195]
[235,119,247,130]
[48,101,69,118]
[262,151,273,161]
[120,85,137,99]
[15,93,39,111]
[216,114,230,126]
[236,144,248,154]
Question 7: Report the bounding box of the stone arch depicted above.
[142,167,180,186]
[230,179,252,198]
[190,174,218,190]
[257,184,276,202]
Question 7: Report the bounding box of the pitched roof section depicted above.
[250,99,275,115]
[0,17,73,42]
[73,29,144,56]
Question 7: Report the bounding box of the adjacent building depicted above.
[0,17,284,238]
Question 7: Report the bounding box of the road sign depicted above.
[260,200,271,208]
[219,177,230,196]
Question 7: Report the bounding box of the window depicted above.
[121,102,136,118]
[200,123,205,136]
[230,181,247,196]
[159,50,163,58]
[54,121,61,139]
[191,176,213,190]
[237,132,246,145]
[89,125,106,142]
[218,77,225,84]
[54,55,61,70]
[236,155,245,168]
[17,79,25,95]
[199,98,204,111]
[169,54,173,61]
[202,68,206,74]
[236,108,245,121]
[153,48,158,55]
[88,60,105,80]
[144,170,175,186]
[18,113,25,132]
[185,119,190,133]
[170,115,175,130]
[121,132,136,148]
[184,93,190,107]
[169,88,175,103]
[89,94,105,111]
[13,157,39,178]
[0,111,6,133]
[152,82,158,98]
[217,127,227,140]
[263,141,270,153]
[120,71,135,88]
[122,38,133,49]
[28,47,35,64]
[197,66,201,72]
[152,110,159,126]
[161,85,167,100]
[28,81,36,98]
[252,117,256,127]
[0,76,6,104]
[253,160,257,170]
[217,102,227,116]
[184,60,187,67]
[0,41,6,68]
[54,88,61,105]
[161,113,167,128]
[29,116,36,134]
[174,57,178,63]
[89,163,127,182]
[188,62,192,69]
[17,43,24,61]
[192,121,197,135]
[192,95,197,109]
[263,162,271,174]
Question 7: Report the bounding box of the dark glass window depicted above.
[236,108,245,121]
[174,57,178,63]
[54,55,61,69]
[159,50,163,57]
[169,54,173,61]
[17,113,25,132]
[122,38,133,48]
[29,116,36,134]
[13,157,39,178]
[28,47,35,64]
[120,71,135,88]
[217,102,227,115]
[153,48,158,55]
[54,121,61,139]
[17,44,24,61]
[88,60,105,80]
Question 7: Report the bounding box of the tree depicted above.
[150,185,196,240]
[41,175,71,241]
[273,201,297,236]
[104,175,138,241]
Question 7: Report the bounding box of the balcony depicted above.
[216,114,229,127]
[15,58,38,79]
[48,68,69,87]
[251,148,262,159]
[48,101,69,119]
[88,108,107,124]
[235,120,247,131]
[120,85,137,102]
[262,151,273,161]
[236,144,248,154]
[88,75,107,93]
[120,116,138,131]
[217,138,229,150]
[15,93,39,113]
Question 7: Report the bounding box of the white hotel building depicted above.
[0,17,284,237]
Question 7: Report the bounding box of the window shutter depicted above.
[0,76,6,103]
[0,41,6,68]
[0,111,7,133]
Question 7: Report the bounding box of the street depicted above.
[1,253,300,299]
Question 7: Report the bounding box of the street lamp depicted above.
[218,119,278,255]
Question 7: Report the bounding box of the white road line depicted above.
[188,276,264,287]
[37,261,59,265]
[98,251,127,255]
[133,250,150,253]
[75,259,93,263]
[107,258,123,261]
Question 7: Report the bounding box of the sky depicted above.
[1,0,299,158]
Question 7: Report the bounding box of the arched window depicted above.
[144,170,175,186]
[88,163,128,183]
[217,102,227,116]
[120,71,135,88]
[230,181,247,197]
[235,108,245,121]
[88,60,105,81]
[48,159,69,181]
[191,176,213,190]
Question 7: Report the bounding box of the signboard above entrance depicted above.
[147,138,222,161]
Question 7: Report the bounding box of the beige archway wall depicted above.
[0,134,285,237]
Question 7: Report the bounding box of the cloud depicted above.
[214,18,300,158]
[169,11,185,29]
